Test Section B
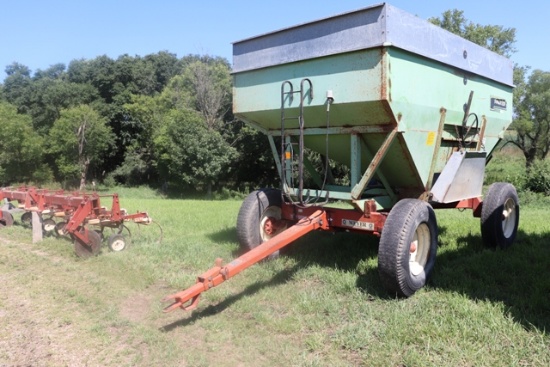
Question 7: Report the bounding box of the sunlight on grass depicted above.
[0,186,549,366]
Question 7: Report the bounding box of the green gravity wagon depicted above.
[164,3,519,312]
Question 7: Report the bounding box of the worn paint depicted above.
[232,3,512,207]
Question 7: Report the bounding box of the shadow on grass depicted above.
[159,266,298,332]
[160,230,388,331]
[207,227,237,245]
[162,222,550,334]
[282,231,390,298]
[431,227,550,332]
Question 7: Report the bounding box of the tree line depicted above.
[0,53,277,193]
[0,10,549,194]
[429,10,550,168]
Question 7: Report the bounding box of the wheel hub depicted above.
[260,207,287,242]
[409,223,430,277]
[501,198,516,238]
[263,217,279,236]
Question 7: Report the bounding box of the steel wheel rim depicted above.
[260,206,285,242]
[502,198,516,238]
[111,237,125,252]
[409,223,430,276]
[55,222,67,236]
[43,219,56,232]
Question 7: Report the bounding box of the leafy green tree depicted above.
[0,101,51,184]
[229,124,279,189]
[180,58,232,129]
[28,78,100,134]
[33,63,66,80]
[113,94,169,185]
[2,62,32,114]
[119,57,233,187]
[508,70,550,167]
[429,9,516,57]
[158,108,237,196]
[48,105,114,190]
[65,53,183,177]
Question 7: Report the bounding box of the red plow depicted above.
[0,186,154,257]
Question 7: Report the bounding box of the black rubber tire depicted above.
[0,211,14,227]
[74,229,102,258]
[378,199,438,297]
[481,182,519,249]
[236,188,283,257]
[108,234,127,252]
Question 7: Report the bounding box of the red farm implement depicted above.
[0,186,154,258]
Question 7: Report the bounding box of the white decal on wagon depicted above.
[341,219,375,231]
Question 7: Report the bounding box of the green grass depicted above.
[0,187,549,366]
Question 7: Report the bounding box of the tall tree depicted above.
[2,62,32,114]
[28,78,100,134]
[48,105,114,190]
[156,108,237,195]
[114,94,168,185]
[429,9,516,57]
[507,70,550,166]
[175,57,232,129]
[0,101,51,184]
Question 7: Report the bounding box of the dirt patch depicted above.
[0,237,106,366]
[119,282,170,324]
[0,275,87,366]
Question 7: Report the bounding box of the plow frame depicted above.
[0,186,152,256]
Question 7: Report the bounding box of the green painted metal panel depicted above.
[387,48,513,185]
[232,4,513,207]
[233,50,392,130]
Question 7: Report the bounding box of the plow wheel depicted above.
[236,188,286,258]
[0,211,14,227]
[54,221,67,236]
[108,233,127,252]
[42,218,56,233]
[378,199,438,297]
[21,211,32,227]
[73,229,102,258]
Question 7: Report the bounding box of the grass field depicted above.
[0,186,549,366]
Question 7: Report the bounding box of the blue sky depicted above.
[0,1,547,80]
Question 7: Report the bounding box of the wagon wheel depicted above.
[378,199,438,297]
[0,211,14,227]
[54,221,68,236]
[236,188,287,259]
[108,233,127,252]
[21,211,32,227]
[42,218,56,233]
[73,229,102,258]
[481,182,519,249]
